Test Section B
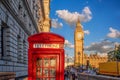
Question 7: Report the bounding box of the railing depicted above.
[77,73,120,80]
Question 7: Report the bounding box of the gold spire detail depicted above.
[76,18,80,26]
[76,18,82,31]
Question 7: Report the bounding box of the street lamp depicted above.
[67,54,69,67]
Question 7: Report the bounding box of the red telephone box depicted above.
[28,32,65,80]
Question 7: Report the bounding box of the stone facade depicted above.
[37,0,51,32]
[0,0,48,77]
[42,0,51,32]
[84,54,108,68]
[74,20,108,68]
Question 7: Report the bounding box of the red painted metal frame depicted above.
[34,54,58,79]
[28,32,65,80]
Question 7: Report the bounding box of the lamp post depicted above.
[67,54,68,67]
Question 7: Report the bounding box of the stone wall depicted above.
[0,0,41,78]
[0,72,15,80]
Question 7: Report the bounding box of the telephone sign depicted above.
[33,44,60,48]
[28,32,65,80]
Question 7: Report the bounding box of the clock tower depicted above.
[74,19,84,66]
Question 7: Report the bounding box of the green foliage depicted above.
[115,50,120,61]
[108,47,120,61]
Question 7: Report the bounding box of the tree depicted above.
[108,45,120,61]
[115,50,120,61]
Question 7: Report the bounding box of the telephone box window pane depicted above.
[43,68,49,77]
[50,58,56,67]
[36,68,42,77]
[44,58,49,67]
[37,58,42,67]
[50,78,55,80]
[43,78,49,80]
[36,78,42,80]
[50,68,56,77]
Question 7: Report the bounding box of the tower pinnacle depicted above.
[76,17,82,31]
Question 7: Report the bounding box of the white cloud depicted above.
[51,19,63,28]
[82,6,92,15]
[102,45,111,49]
[84,30,90,35]
[56,6,92,25]
[107,27,120,38]
[114,42,120,46]
[85,40,115,53]
[65,40,74,48]
[65,40,71,45]
[97,53,108,57]
[69,45,74,48]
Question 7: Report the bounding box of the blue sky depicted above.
[50,0,120,57]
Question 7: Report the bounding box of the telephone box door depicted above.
[33,54,59,80]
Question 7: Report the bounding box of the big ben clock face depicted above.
[77,32,82,39]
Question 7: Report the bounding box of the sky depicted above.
[50,0,120,57]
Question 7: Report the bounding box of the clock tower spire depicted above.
[74,19,84,66]
[76,18,82,30]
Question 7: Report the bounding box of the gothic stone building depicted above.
[84,53,108,68]
[74,20,108,68]
[0,0,50,78]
